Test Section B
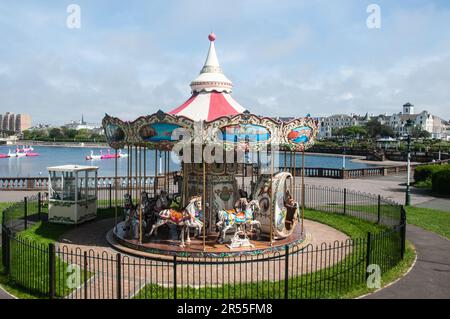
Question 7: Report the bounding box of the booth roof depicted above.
[47,165,99,172]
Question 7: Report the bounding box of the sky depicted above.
[0,0,450,125]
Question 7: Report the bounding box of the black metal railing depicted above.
[1,186,406,299]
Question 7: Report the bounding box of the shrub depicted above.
[432,169,450,196]
[414,164,450,183]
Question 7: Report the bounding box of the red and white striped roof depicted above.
[168,33,246,121]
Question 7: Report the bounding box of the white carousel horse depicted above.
[216,200,261,244]
[147,196,203,247]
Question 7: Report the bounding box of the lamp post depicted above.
[405,119,413,206]
[438,141,441,162]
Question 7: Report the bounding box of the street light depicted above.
[405,119,413,206]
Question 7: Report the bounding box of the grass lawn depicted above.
[0,202,12,221]
[406,206,450,239]
[303,209,385,237]
[134,209,415,299]
[0,207,117,298]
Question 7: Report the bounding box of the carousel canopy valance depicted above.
[102,110,318,152]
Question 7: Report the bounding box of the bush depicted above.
[414,164,450,183]
[432,169,450,196]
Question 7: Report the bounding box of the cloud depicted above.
[0,0,449,125]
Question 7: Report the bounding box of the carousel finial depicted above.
[208,32,216,42]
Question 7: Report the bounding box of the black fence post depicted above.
[38,192,42,221]
[116,253,122,299]
[2,227,10,275]
[400,207,406,259]
[173,256,177,299]
[84,251,88,299]
[284,245,289,299]
[24,197,28,230]
[365,232,372,280]
[377,195,381,224]
[109,184,112,209]
[48,243,56,299]
[343,188,347,215]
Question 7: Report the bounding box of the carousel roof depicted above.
[168,33,246,122]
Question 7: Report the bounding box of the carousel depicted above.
[103,33,319,258]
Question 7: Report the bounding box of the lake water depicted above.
[0,146,374,178]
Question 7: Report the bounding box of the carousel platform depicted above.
[107,221,308,259]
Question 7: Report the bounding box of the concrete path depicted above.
[0,191,38,202]
[301,174,434,206]
[0,286,15,299]
[365,224,450,299]
[415,198,450,212]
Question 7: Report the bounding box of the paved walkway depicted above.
[0,191,38,202]
[302,174,435,206]
[416,198,450,212]
[0,286,14,299]
[365,224,450,299]
[58,218,349,299]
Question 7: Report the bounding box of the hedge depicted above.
[432,170,450,196]
[414,164,450,183]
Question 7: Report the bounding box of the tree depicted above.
[63,128,78,139]
[364,119,395,138]
[48,128,63,139]
[411,127,431,139]
[332,126,368,139]
[379,125,395,138]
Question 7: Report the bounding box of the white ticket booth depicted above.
[47,165,99,224]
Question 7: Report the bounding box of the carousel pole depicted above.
[182,161,186,206]
[135,146,138,203]
[270,146,274,246]
[168,151,171,193]
[186,160,190,207]
[154,149,158,197]
[289,151,293,176]
[162,151,166,192]
[301,149,305,235]
[165,151,169,193]
[202,145,206,252]
[127,145,131,196]
[293,151,296,190]
[114,148,118,232]
[139,146,143,243]
[143,146,147,193]
[256,149,260,179]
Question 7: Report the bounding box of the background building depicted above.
[318,103,449,140]
[0,112,31,133]
[64,115,101,131]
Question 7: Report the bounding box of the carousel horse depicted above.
[123,194,136,231]
[123,194,147,239]
[216,200,261,244]
[147,196,203,247]
[140,191,155,229]
[139,190,173,232]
